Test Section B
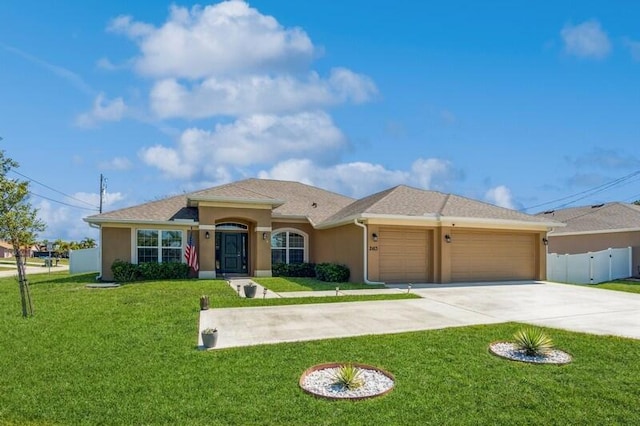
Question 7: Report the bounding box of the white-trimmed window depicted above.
[136,230,183,264]
[271,229,307,264]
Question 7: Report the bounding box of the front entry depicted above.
[216,232,248,274]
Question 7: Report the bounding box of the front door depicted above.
[218,233,248,274]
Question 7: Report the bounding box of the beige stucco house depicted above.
[85,178,560,283]
[540,202,640,278]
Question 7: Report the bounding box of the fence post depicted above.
[564,254,569,283]
[629,246,633,278]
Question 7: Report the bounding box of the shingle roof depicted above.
[85,179,354,225]
[86,179,557,228]
[537,202,640,235]
[85,194,198,223]
[323,185,557,226]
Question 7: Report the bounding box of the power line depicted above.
[28,191,99,212]
[10,169,98,209]
[523,169,640,211]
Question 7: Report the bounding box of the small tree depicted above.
[0,145,46,317]
[634,200,640,206]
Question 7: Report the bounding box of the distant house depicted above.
[539,202,640,278]
[85,178,560,283]
[0,241,12,258]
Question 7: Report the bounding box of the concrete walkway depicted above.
[200,280,640,349]
[0,263,69,278]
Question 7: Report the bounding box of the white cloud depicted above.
[258,157,460,198]
[150,68,376,119]
[140,111,346,179]
[485,185,515,209]
[109,1,314,79]
[35,191,125,241]
[561,20,611,59]
[75,93,127,127]
[99,157,133,170]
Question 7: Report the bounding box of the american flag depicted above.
[185,231,199,272]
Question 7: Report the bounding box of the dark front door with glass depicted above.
[216,232,248,274]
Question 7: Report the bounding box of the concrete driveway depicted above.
[200,281,640,349]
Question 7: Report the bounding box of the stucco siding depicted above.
[101,227,131,281]
[314,224,363,283]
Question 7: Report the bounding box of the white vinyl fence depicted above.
[69,247,100,274]
[547,247,632,284]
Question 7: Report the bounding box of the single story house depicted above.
[0,241,13,258]
[85,178,561,283]
[539,202,640,278]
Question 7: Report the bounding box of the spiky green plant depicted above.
[513,327,554,356]
[332,364,365,390]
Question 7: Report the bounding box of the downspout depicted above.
[89,223,102,280]
[354,219,385,285]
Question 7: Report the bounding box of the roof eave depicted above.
[187,196,285,207]
[549,227,640,237]
[84,217,199,226]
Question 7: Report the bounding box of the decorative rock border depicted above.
[489,342,573,365]
[299,362,395,400]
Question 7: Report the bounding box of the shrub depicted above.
[513,327,554,356]
[111,260,139,282]
[272,262,316,277]
[332,364,364,390]
[111,260,189,282]
[315,263,350,282]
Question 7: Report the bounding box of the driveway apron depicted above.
[199,281,640,349]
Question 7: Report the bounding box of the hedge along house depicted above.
[84,178,561,283]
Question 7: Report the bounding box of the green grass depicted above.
[590,279,640,294]
[1,273,639,425]
[254,276,386,292]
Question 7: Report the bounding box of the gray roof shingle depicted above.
[323,185,556,226]
[538,202,640,234]
[86,179,557,228]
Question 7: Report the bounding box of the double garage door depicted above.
[377,227,537,283]
[451,231,536,282]
[379,227,430,283]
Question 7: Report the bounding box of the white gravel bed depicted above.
[489,342,572,364]
[301,366,394,399]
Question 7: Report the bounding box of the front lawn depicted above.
[0,273,638,424]
[254,276,386,292]
[591,279,640,294]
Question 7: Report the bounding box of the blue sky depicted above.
[1,0,639,241]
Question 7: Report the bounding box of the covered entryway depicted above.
[378,227,431,283]
[215,223,249,275]
[450,231,536,282]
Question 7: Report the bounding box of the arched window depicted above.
[271,229,308,264]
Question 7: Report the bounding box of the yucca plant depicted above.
[513,327,554,356]
[332,364,364,390]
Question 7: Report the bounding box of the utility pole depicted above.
[99,174,107,213]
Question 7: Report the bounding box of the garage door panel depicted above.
[379,227,430,283]
[451,232,535,282]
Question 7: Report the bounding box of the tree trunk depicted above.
[14,248,33,317]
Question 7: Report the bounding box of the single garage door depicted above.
[379,227,430,283]
[451,231,536,282]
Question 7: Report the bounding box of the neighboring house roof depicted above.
[539,202,640,236]
[322,185,559,228]
[0,241,13,250]
[85,179,559,229]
